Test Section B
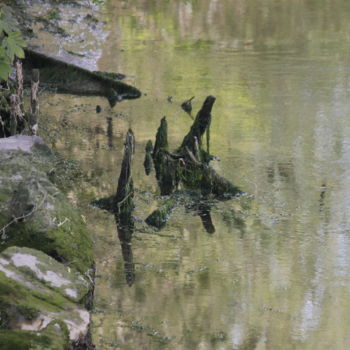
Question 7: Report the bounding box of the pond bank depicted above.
[0,135,95,349]
[0,1,144,348]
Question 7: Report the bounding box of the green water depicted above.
[36,0,350,348]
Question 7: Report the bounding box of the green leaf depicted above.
[13,45,24,59]
[0,61,12,80]
[0,6,26,81]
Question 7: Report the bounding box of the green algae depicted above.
[145,196,179,229]
[143,140,154,175]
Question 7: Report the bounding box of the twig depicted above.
[0,190,47,238]
[117,191,133,211]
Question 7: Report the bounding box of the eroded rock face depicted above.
[0,135,94,275]
[0,247,90,346]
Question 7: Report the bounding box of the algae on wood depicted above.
[114,130,136,286]
[151,96,241,198]
[145,196,179,229]
[146,96,242,229]
[143,140,153,175]
[153,117,179,195]
[114,129,135,218]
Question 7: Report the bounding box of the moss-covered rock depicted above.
[0,135,94,276]
[0,321,69,350]
[0,246,89,303]
[0,136,95,348]
[0,246,90,346]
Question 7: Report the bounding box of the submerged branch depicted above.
[145,196,180,229]
[23,49,141,107]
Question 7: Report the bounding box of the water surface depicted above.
[37,0,350,348]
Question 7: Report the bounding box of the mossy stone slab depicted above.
[0,247,90,343]
[0,246,89,302]
[0,321,70,350]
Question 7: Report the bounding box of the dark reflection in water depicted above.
[197,204,215,234]
[222,208,246,237]
[266,161,295,184]
[106,117,113,149]
[319,183,327,209]
[115,219,135,287]
[185,201,216,234]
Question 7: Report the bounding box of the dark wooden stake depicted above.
[114,129,135,218]
[9,94,21,136]
[30,69,40,135]
[15,59,23,102]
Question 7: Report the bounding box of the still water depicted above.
[36,0,350,348]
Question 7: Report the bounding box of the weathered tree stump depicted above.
[114,129,136,286]
[29,69,40,135]
[9,94,22,136]
[114,129,135,219]
[146,95,242,229]
[145,195,179,229]
[143,140,153,175]
[15,59,24,102]
[153,117,179,195]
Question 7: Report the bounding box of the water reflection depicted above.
[197,204,215,234]
[35,0,350,348]
[115,218,135,287]
[106,117,114,149]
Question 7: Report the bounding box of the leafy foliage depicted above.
[0,6,27,81]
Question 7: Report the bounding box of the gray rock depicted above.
[0,135,47,153]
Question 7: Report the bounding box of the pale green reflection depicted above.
[38,0,350,349]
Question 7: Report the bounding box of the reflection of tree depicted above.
[107,117,113,149]
[197,204,215,234]
[115,218,135,286]
[185,200,216,234]
[92,130,136,286]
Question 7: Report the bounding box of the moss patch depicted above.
[0,140,93,275]
[0,321,69,350]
